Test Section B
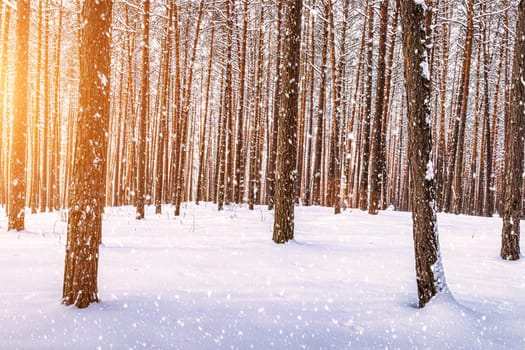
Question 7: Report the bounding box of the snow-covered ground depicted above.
[0,203,523,349]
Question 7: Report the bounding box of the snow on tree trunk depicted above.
[399,0,448,308]
[273,0,302,244]
[62,0,112,309]
[501,0,524,261]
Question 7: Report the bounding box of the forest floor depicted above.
[0,203,524,349]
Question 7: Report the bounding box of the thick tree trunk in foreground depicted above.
[399,0,448,308]
[8,0,30,231]
[273,0,302,244]
[501,0,524,261]
[62,0,112,308]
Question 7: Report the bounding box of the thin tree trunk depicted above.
[312,1,329,206]
[444,0,474,214]
[40,2,50,212]
[480,23,493,218]
[249,7,264,210]
[303,1,316,206]
[154,4,174,214]
[358,1,375,211]
[30,0,43,213]
[217,0,233,211]
[175,0,204,215]
[136,0,150,220]
[435,2,450,211]
[368,0,389,215]
[234,0,249,204]
[196,17,215,205]
[267,1,283,210]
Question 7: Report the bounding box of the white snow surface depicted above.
[0,204,524,349]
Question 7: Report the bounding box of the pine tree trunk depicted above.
[399,0,448,308]
[327,0,345,214]
[435,3,450,211]
[40,1,51,212]
[30,0,44,213]
[380,0,399,209]
[50,0,63,211]
[501,0,524,261]
[358,1,375,211]
[481,29,493,218]
[136,0,150,220]
[174,0,204,215]
[344,16,367,209]
[62,0,112,308]
[196,18,215,205]
[234,0,249,204]
[312,1,329,206]
[368,0,389,215]
[153,6,173,214]
[443,0,474,214]
[267,1,283,210]
[249,8,264,210]
[273,0,302,244]
[0,6,9,209]
[468,43,482,215]
[8,0,30,231]
[217,0,233,211]
[303,3,316,206]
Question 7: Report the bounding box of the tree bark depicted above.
[136,0,150,220]
[399,0,448,308]
[368,0,390,215]
[196,15,215,205]
[217,0,233,211]
[267,1,283,210]
[273,0,302,244]
[312,1,329,206]
[8,0,30,231]
[501,0,524,261]
[234,0,249,204]
[358,1,375,211]
[62,0,112,308]
[0,6,9,208]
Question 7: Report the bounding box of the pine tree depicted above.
[8,0,30,231]
[273,0,302,243]
[0,5,9,209]
[358,1,375,211]
[62,0,112,308]
[500,0,524,261]
[399,0,448,308]
[136,0,150,220]
[368,0,390,215]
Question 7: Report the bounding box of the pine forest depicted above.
[0,0,524,348]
